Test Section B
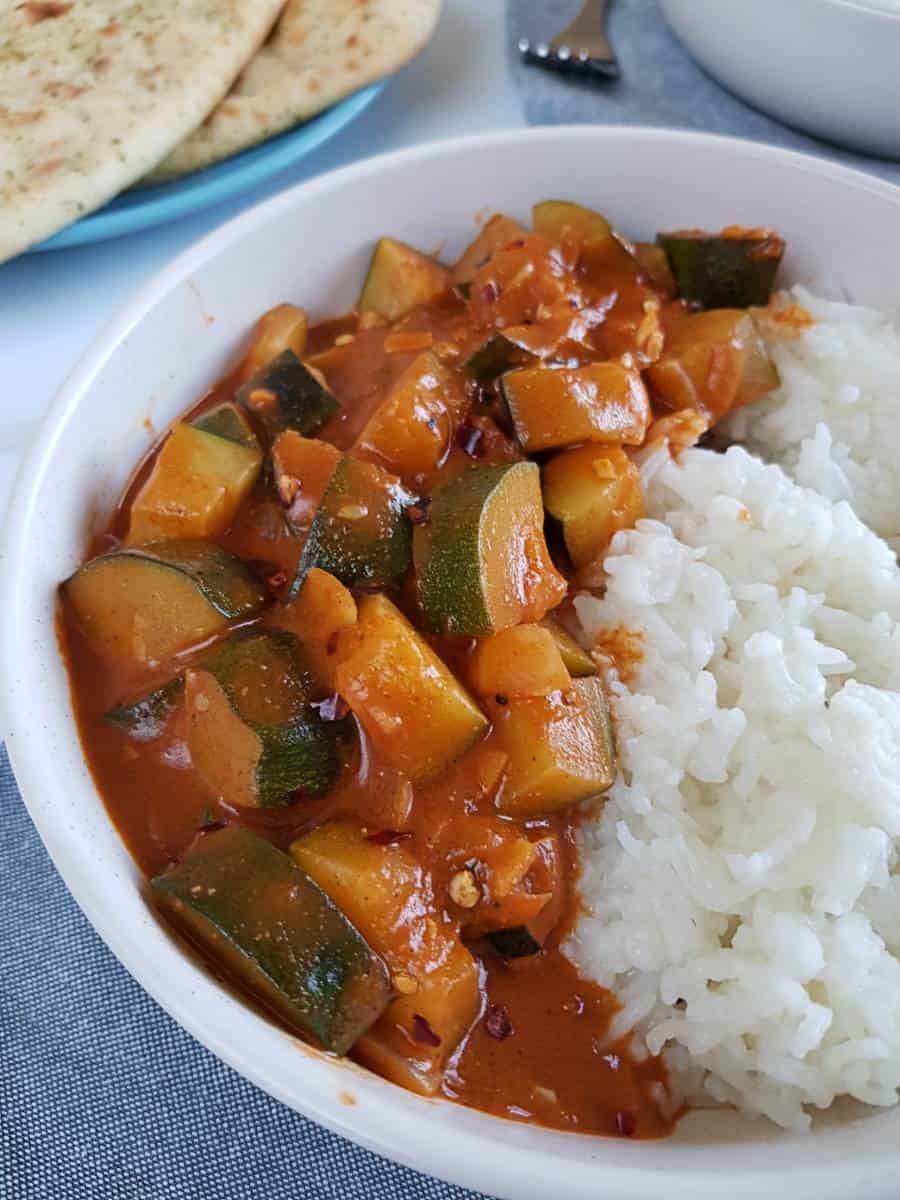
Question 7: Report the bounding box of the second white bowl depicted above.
[662,0,900,160]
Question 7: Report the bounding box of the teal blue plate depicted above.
[33,83,383,253]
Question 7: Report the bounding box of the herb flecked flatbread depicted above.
[0,0,285,261]
[144,0,441,184]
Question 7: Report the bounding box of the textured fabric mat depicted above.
[0,746,488,1199]
[507,0,900,187]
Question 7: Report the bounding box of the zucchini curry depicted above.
[59,203,785,1138]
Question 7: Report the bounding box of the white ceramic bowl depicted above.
[5,127,900,1200]
[662,0,900,159]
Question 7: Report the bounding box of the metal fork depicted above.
[518,0,619,81]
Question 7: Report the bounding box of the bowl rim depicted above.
[6,124,900,1200]
[824,0,900,22]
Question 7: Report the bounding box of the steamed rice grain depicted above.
[725,287,900,549]
[569,445,900,1132]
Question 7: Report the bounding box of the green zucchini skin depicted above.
[192,402,260,449]
[203,628,345,806]
[293,455,415,596]
[415,462,541,636]
[540,617,597,678]
[237,349,339,440]
[486,926,542,959]
[464,333,536,384]
[657,232,785,308]
[152,825,392,1054]
[128,540,267,619]
[105,676,185,739]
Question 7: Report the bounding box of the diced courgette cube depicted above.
[237,349,338,441]
[359,238,450,322]
[62,541,266,670]
[414,462,567,636]
[128,421,262,544]
[334,594,488,783]
[657,228,785,308]
[488,676,616,816]
[291,819,480,1094]
[500,363,650,454]
[153,824,391,1054]
[542,444,645,570]
[185,628,342,808]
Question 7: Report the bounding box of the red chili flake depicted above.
[494,693,508,706]
[456,423,484,458]
[509,238,526,248]
[313,693,350,722]
[366,829,413,847]
[484,1003,514,1041]
[326,631,340,656]
[404,499,431,525]
[615,1110,636,1138]
[412,1014,441,1047]
[266,569,288,591]
[479,281,499,304]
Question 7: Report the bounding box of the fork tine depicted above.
[518,1,620,81]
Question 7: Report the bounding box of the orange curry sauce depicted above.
[55,219,711,1140]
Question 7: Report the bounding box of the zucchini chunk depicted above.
[271,432,341,535]
[489,676,616,816]
[128,422,263,544]
[290,819,480,1095]
[239,303,308,383]
[185,628,342,808]
[356,351,470,485]
[539,616,597,678]
[532,200,638,276]
[153,824,390,1054]
[294,454,415,595]
[358,238,450,322]
[542,445,645,571]
[237,349,339,441]
[105,676,185,739]
[463,332,536,384]
[501,363,650,454]
[657,228,785,308]
[646,309,779,420]
[273,567,358,689]
[415,462,566,636]
[633,242,677,298]
[450,214,526,287]
[334,594,488,783]
[192,401,259,449]
[63,541,266,670]
[532,199,614,243]
[470,624,571,699]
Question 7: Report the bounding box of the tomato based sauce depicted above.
[58,209,785,1142]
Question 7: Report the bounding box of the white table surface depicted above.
[0,0,523,520]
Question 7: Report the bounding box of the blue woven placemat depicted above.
[0,745,488,1200]
[507,0,900,187]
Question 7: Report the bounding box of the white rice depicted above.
[569,445,900,1131]
[724,286,900,550]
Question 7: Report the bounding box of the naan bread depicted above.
[0,0,285,261]
[145,0,441,184]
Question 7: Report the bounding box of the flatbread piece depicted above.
[144,0,441,184]
[0,0,285,261]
